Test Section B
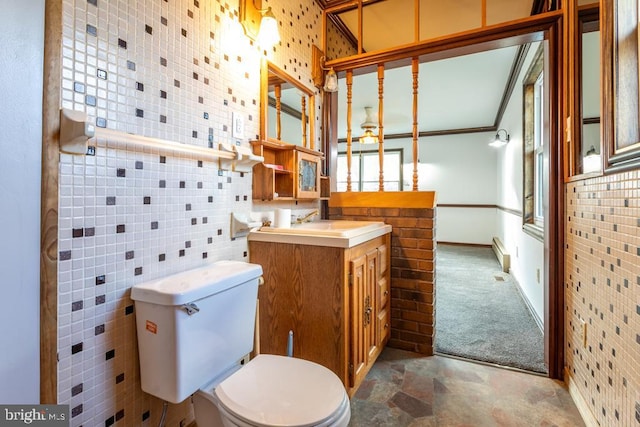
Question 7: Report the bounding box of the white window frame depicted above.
[337,149,403,192]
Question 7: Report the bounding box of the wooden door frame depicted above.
[322,12,566,379]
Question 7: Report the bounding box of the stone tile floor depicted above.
[349,348,585,427]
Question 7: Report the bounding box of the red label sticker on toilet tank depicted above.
[146,320,157,334]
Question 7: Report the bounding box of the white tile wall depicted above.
[57,0,323,425]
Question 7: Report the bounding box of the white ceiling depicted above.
[335,44,520,138]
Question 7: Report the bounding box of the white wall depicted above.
[387,132,498,244]
[0,0,45,403]
[495,41,545,324]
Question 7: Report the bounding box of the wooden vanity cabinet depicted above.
[251,140,322,201]
[249,233,390,395]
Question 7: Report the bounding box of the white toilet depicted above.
[131,260,350,427]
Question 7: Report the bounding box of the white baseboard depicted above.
[512,278,543,332]
[565,367,600,427]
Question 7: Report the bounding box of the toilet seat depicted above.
[198,354,350,427]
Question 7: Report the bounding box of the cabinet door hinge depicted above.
[348,273,353,286]
[348,363,354,375]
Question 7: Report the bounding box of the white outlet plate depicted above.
[232,112,245,139]
[578,318,587,347]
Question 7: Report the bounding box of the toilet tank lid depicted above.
[131,261,263,306]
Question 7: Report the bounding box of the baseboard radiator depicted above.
[492,237,510,273]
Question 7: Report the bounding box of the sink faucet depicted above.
[296,209,319,224]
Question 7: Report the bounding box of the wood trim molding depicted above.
[497,205,523,217]
[337,125,496,143]
[41,0,63,404]
[329,191,436,208]
[493,43,531,128]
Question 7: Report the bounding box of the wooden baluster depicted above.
[309,93,315,150]
[275,84,282,141]
[377,64,384,192]
[301,95,307,148]
[346,70,353,192]
[412,57,419,191]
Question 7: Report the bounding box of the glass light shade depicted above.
[257,7,280,48]
[323,68,338,92]
[489,129,510,147]
[359,128,379,144]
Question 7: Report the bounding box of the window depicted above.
[337,149,402,191]
[523,43,546,240]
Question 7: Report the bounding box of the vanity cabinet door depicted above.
[349,253,367,388]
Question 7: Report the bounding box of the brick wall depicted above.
[328,197,437,355]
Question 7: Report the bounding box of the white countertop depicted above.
[248,220,392,248]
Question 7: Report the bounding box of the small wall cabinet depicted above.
[251,140,324,201]
[249,233,390,395]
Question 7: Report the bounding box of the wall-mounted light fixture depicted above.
[239,0,280,49]
[323,67,338,93]
[311,48,338,93]
[359,107,379,144]
[489,128,510,147]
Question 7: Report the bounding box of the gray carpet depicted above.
[434,244,547,373]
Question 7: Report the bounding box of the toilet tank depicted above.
[131,260,263,404]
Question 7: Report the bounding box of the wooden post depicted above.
[275,84,282,141]
[412,57,419,191]
[377,64,385,191]
[346,70,353,191]
[301,95,307,147]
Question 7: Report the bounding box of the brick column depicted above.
[328,193,436,355]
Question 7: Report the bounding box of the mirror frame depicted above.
[260,59,316,149]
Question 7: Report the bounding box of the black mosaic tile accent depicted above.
[217,229,222,236]
[105,415,114,426]
[96,117,107,128]
[208,237,213,244]
[134,267,143,276]
[160,57,167,66]
[118,38,127,49]
[85,95,96,106]
[71,383,83,397]
[203,112,209,119]
[95,324,105,335]
[202,252,208,259]
[174,79,180,88]
[193,72,198,80]
[208,196,213,203]
[142,411,150,422]
[86,24,97,36]
[185,241,191,248]
[73,228,84,238]
[116,224,125,233]
[136,109,144,118]
[191,218,197,225]
[188,9,193,18]
[145,24,153,35]
[218,183,223,189]
[71,404,83,418]
[85,227,95,237]
[72,301,83,312]
[160,115,167,123]
[60,250,71,261]
[159,155,166,163]
[143,196,151,204]
[192,130,198,138]
[198,96,204,103]
[179,249,185,257]
[125,251,134,260]
[127,60,136,71]
[117,168,126,177]
[136,82,144,91]
[96,275,105,285]
[116,373,125,384]
[197,182,203,189]
[151,221,158,229]
[106,196,116,205]
[160,90,167,99]
[116,409,124,421]
[161,16,167,26]
[71,343,83,354]
[181,28,187,37]
[106,349,115,360]
[135,161,143,169]
[159,254,165,262]
[125,305,134,315]
[202,217,208,224]
[243,251,248,257]
[96,295,105,305]
[186,204,191,211]
[159,181,165,189]
[180,181,186,188]
[87,0,97,6]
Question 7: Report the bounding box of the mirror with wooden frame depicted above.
[260,60,316,149]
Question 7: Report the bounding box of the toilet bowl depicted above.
[193,354,350,427]
[130,261,351,427]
